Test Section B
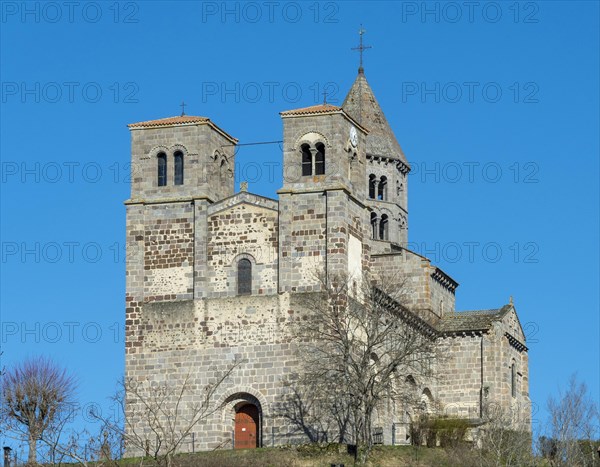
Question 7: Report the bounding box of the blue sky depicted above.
[1,0,598,448]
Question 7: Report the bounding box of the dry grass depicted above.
[114,444,465,467]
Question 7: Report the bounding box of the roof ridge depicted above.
[280,103,342,116]
[453,308,502,315]
[128,115,209,128]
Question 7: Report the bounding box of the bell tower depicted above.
[125,114,238,308]
[127,115,237,203]
[277,104,371,292]
[343,29,411,250]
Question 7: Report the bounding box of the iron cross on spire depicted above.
[351,25,372,74]
[180,101,186,116]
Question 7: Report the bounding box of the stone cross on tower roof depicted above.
[351,25,372,74]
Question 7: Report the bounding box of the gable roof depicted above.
[280,104,342,116]
[128,115,209,128]
[437,305,513,333]
[207,190,279,216]
[279,104,368,133]
[128,115,238,144]
[342,72,409,167]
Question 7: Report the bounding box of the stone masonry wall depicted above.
[484,311,531,428]
[124,292,319,454]
[206,199,278,298]
[371,250,456,322]
[436,334,484,419]
[143,203,194,302]
[435,310,530,430]
[278,191,326,292]
[129,123,235,203]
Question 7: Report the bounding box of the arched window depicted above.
[421,388,433,413]
[368,174,376,199]
[315,143,325,175]
[370,212,378,239]
[301,144,312,176]
[378,176,387,200]
[237,259,252,295]
[174,151,184,185]
[379,214,389,240]
[511,362,517,397]
[157,152,167,186]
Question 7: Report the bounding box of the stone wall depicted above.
[125,293,304,453]
[143,202,195,302]
[436,334,484,419]
[435,309,530,428]
[371,249,456,321]
[129,122,235,203]
[206,194,279,298]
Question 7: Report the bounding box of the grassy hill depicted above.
[114,444,497,467]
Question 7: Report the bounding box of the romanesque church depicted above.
[124,61,530,451]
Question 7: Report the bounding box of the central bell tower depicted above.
[343,69,411,249]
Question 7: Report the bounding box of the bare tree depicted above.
[288,271,439,464]
[37,408,123,467]
[474,401,534,467]
[545,374,599,467]
[1,356,76,465]
[96,360,242,467]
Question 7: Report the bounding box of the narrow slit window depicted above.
[157,152,167,186]
[511,363,517,397]
[370,212,378,240]
[174,151,184,185]
[301,144,312,176]
[315,143,325,175]
[369,174,376,199]
[237,259,252,295]
[379,214,389,240]
[378,176,387,200]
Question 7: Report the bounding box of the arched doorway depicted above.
[234,403,260,449]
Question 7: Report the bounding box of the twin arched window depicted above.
[370,213,389,241]
[300,143,325,176]
[237,258,252,295]
[157,150,184,186]
[368,174,388,200]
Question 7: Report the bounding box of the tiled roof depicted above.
[437,305,512,333]
[280,104,342,116]
[128,115,210,128]
[128,115,238,143]
[342,72,410,167]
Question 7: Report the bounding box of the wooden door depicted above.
[234,404,259,449]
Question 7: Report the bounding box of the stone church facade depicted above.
[124,67,530,452]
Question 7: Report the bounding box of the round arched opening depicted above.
[234,402,260,449]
